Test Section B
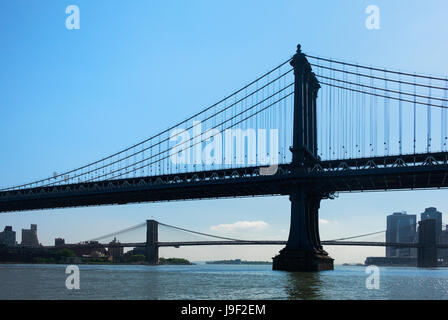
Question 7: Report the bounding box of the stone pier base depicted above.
[272,249,334,272]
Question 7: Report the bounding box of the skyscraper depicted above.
[420,207,442,239]
[440,226,448,264]
[386,212,417,257]
[420,207,445,261]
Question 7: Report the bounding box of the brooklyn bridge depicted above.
[1,44,448,271]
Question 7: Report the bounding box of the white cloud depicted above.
[319,218,330,224]
[210,221,269,232]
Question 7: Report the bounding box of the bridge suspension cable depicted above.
[316,74,448,105]
[81,85,294,183]
[88,222,146,242]
[325,221,420,242]
[309,53,448,160]
[305,54,448,82]
[316,80,448,109]
[326,230,386,241]
[2,58,294,191]
[158,222,246,242]
[4,50,448,191]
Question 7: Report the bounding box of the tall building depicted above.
[21,224,39,247]
[0,226,16,247]
[108,237,124,261]
[420,207,442,239]
[439,226,448,264]
[55,238,65,246]
[386,212,417,257]
[421,207,445,262]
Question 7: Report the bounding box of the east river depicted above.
[0,264,447,299]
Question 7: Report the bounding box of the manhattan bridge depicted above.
[1,44,448,271]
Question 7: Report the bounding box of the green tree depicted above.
[58,248,75,257]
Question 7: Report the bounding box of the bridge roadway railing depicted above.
[3,151,448,197]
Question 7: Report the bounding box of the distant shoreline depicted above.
[0,257,194,266]
[205,259,271,265]
[0,262,194,266]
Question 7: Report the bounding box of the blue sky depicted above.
[1,1,448,263]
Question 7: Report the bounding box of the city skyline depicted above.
[1,204,447,264]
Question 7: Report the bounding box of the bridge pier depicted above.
[273,186,334,271]
[146,220,159,265]
[417,219,437,268]
[273,44,333,271]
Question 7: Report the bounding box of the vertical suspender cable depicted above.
[413,75,417,154]
[329,61,333,159]
[399,76,402,154]
[441,78,448,151]
[384,70,389,156]
[356,65,360,156]
[427,79,432,153]
[342,65,348,159]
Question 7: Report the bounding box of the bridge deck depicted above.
[1,152,448,213]
[42,240,448,249]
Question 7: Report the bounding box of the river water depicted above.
[0,264,447,300]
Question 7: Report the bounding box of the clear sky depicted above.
[1,1,448,264]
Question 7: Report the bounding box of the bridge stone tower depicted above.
[146,219,159,265]
[272,45,334,271]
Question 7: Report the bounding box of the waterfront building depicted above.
[420,207,443,239]
[439,226,448,263]
[54,238,65,246]
[71,241,107,257]
[365,256,416,267]
[0,226,16,247]
[420,207,445,260]
[386,212,417,258]
[108,237,124,261]
[21,224,39,247]
[90,250,107,258]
